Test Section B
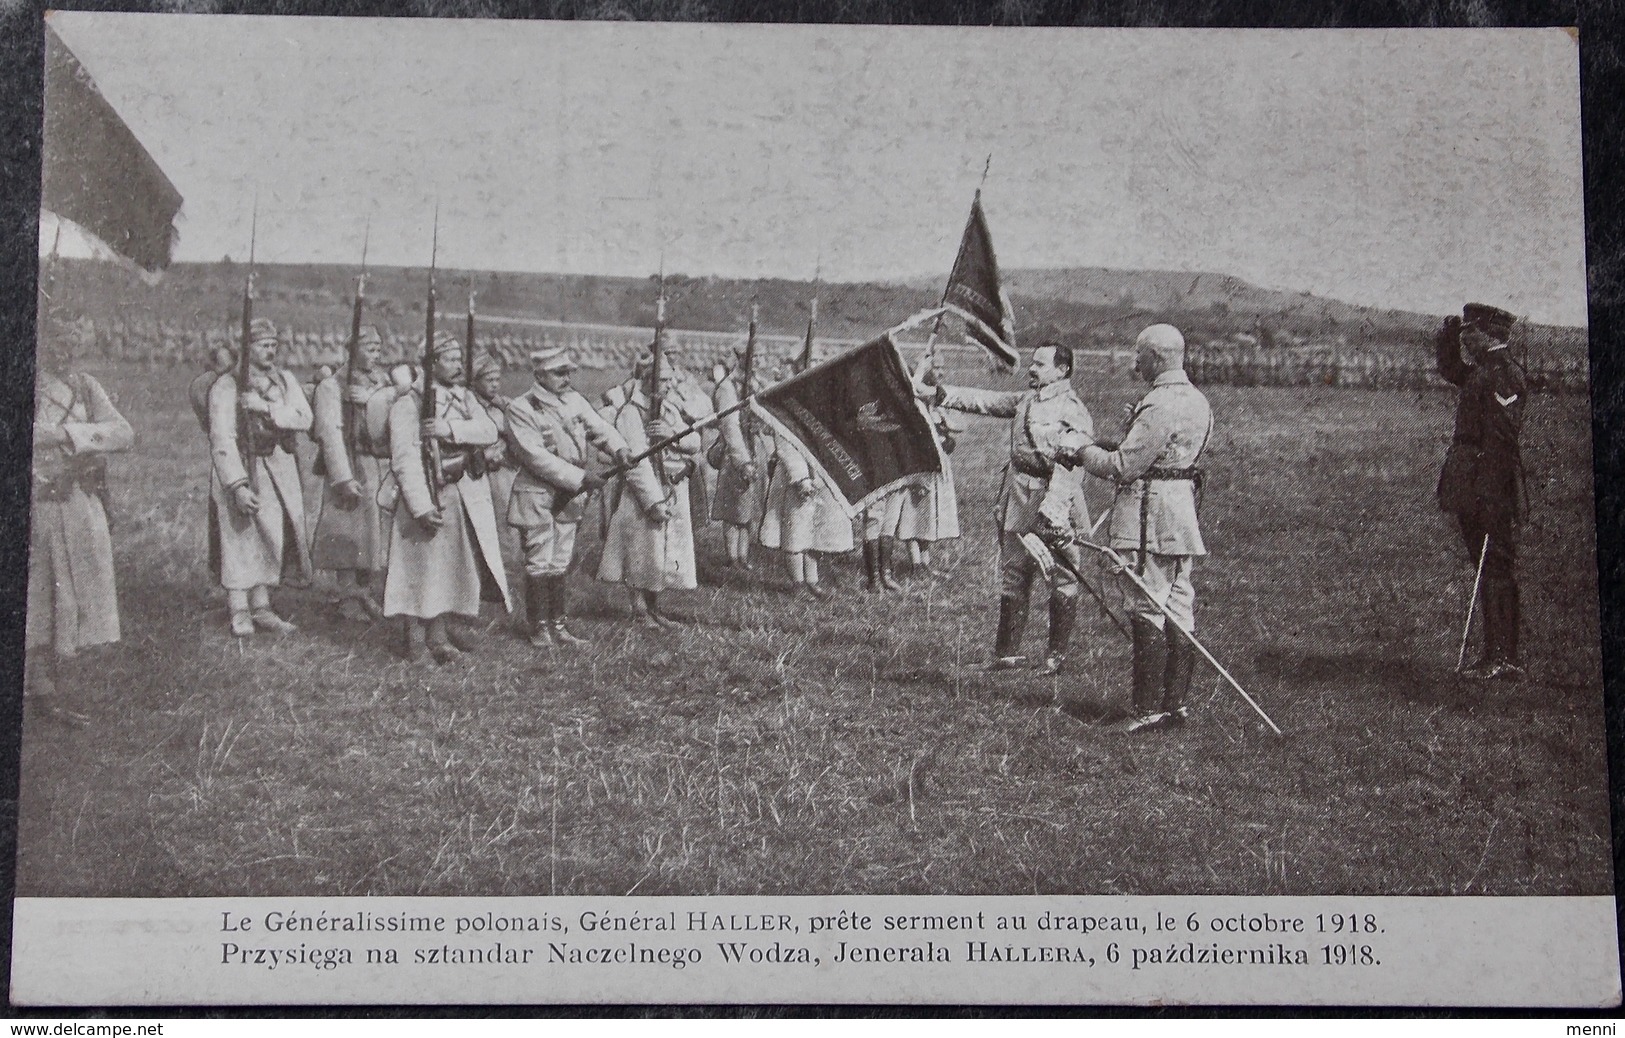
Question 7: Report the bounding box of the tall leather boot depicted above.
[987,595,1029,670]
[1034,592,1077,676]
[551,576,590,646]
[862,540,880,591]
[525,574,553,647]
[1162,623,1197,723]
[1123,618,1169,731]
[878,538,904,591]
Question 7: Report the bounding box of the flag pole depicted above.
[919,154,993,382]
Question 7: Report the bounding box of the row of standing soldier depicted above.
[28,295,1525,732]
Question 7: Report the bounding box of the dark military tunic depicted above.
[1436,332,1527,665]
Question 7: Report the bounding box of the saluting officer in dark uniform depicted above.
[1436,303,1527,680]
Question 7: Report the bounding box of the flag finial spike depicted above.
[978,153,992,194]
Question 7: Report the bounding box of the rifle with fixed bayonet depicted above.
[235,201,260,471]
[420,207,443,511]
[649,262,669,490]
[342,218,370,461]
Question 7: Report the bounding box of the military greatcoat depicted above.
[28,372,133,656]
[383,386,512,619]
[208,368,313,590]
[310,368,392,572]
[597,387,702,592]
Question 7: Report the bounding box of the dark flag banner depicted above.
[751,333,944,515]
[43,22,183,273]
[944,195,1018,367]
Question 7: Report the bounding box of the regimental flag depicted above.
[943,194,1018,367]
[751,333,943,515]
[43,22,183,274]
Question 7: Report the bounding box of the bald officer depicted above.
[921,341,1094,675]
[1059,324,1212,732]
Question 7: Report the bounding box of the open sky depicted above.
[45,14,1588,325]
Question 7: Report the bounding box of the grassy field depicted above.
[13,355,1613,898]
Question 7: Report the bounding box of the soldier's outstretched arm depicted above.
[1071,401,1166,483]
[933,384,1023,419]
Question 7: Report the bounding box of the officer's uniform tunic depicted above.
[938,379,1092,598]
[383,387,512,619]
[207,369,314,591]
[597,388,702,592]
[758,429,856,555]
[28,372,133,656]
[1437,342,1526,663]
[1073,369,1212,631]
[310,368,392,572]
[505,385,629,578]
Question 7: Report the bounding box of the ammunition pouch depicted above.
[35,455,111,522]
[439,447,486,485]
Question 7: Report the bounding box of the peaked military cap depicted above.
[530,346,578,371]
[1462,303,1516,343]
[421,331,462,356]
[469,352,503,380]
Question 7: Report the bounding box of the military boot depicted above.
[1034,592,1078,676]
[1162,624,1197,724]
[862,540,880,591]
[550,577,591,646]
[525,575,553,648]
[987,595,1029,671]
[878,538,904,591]
[1122,618,1170,732]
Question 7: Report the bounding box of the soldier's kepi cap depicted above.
[248,317,279,347]
[530,346,578,372]
[1462,303,1515,344]
[469,353,503,380]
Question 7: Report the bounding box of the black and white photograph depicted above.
[10,12,1617,1006]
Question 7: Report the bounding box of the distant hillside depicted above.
[45,258,1586,359]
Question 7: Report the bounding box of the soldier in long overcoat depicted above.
[208,318,313,637]
[1435,303,1528,679]
[504,347,632,646]
[757,356,855,599]
[310,326,392,621]
[27,314,133,725]
[383,333,512,662]
[709,345,764,572]
[1059,324,1213,732]
[923,341,1094,675]
[597,365,703,626]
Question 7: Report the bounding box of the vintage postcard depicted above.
[11,14,1616,1006]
